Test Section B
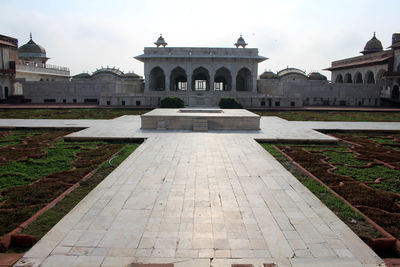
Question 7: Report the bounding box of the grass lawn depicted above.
[0,108,150,119]
[254,110,400,121]
[0,129,140,252]
[1,108,400,121]
[260,132,400,257]
[260,143,383,243]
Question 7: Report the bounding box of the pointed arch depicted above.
[354,72,363,84]
[170,66,187,91]
[236,67,252,91]
[365,71,375,84]
[335,74,343,83]
[149,66,165,91]
[344,73,352,83]
[214,67,232,91]
[192,67,210,91]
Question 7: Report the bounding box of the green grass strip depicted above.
[19,143,138,242]
[260,143,383,240]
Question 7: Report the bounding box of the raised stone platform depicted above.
[141,108,260,131]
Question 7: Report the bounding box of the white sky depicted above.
[1,0,398,79]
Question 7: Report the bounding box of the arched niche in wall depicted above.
[365,71,375,84]
[344,73,352,83]
[354,72,363,84]
[335,74,343,83]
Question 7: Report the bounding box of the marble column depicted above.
[187,74,192,91]
[209,74,215,91]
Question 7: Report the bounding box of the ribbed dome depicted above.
[260,71,278,79]
[361,33,383,55]
[308,72,327,80]
[18,34,47,59]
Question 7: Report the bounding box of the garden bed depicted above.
[254,110,400,121]
[0,108,150,119]
[0,129,140,252]
[261,132,400,258]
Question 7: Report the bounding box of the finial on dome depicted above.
[155,34,168,47]
[234,34,248,48]
[30,32,32,40]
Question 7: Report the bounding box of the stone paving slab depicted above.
[14,133,383,266]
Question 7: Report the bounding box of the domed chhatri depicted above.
[18,33,48,63]
[308,72,327,80]
[154,34,168,47]
[235,35,248,48]
[361,32,383,55]
[259,70,278,79]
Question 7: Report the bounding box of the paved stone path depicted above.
[3,116,398,266]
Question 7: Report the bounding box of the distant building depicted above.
[23,67,143,105]
[16,33,70,82]
[326,32,400,104]
[0,34,18,101]
[20,34,385,107]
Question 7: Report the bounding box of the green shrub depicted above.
[160,97,184,108]
[218,98,243,109]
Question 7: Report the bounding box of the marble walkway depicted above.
[2,115,397,266]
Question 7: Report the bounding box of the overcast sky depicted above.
[1,0,398,79]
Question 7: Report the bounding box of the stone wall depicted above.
[257,79,380,106]
[21,77,381,107]
[22,80,143,104]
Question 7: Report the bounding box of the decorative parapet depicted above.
[136,47,267,62]
[16,60,70,76]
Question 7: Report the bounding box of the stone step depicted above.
[193,119,208,132]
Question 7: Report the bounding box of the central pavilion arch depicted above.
[214,67,232,91]
[170,67,187,91]
[192,67,210,91]
[149,66,165,91]
[236,67,252,91]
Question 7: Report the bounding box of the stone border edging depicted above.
[272,144,400,256]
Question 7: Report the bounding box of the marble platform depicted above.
[140,108,260,131]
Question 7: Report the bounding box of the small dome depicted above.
[154,34,167,47]
[308,72,327,80]
[73,72,91,79]
[18,33,47,60]
[92,67,124,77]
[234,35,248,48]
[361,33,383,55]
[260,71,278,79]
[124,72,142,79]
[277,67,306,77]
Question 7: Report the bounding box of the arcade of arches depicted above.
[149,66,252,91]
[335,69,385,84]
